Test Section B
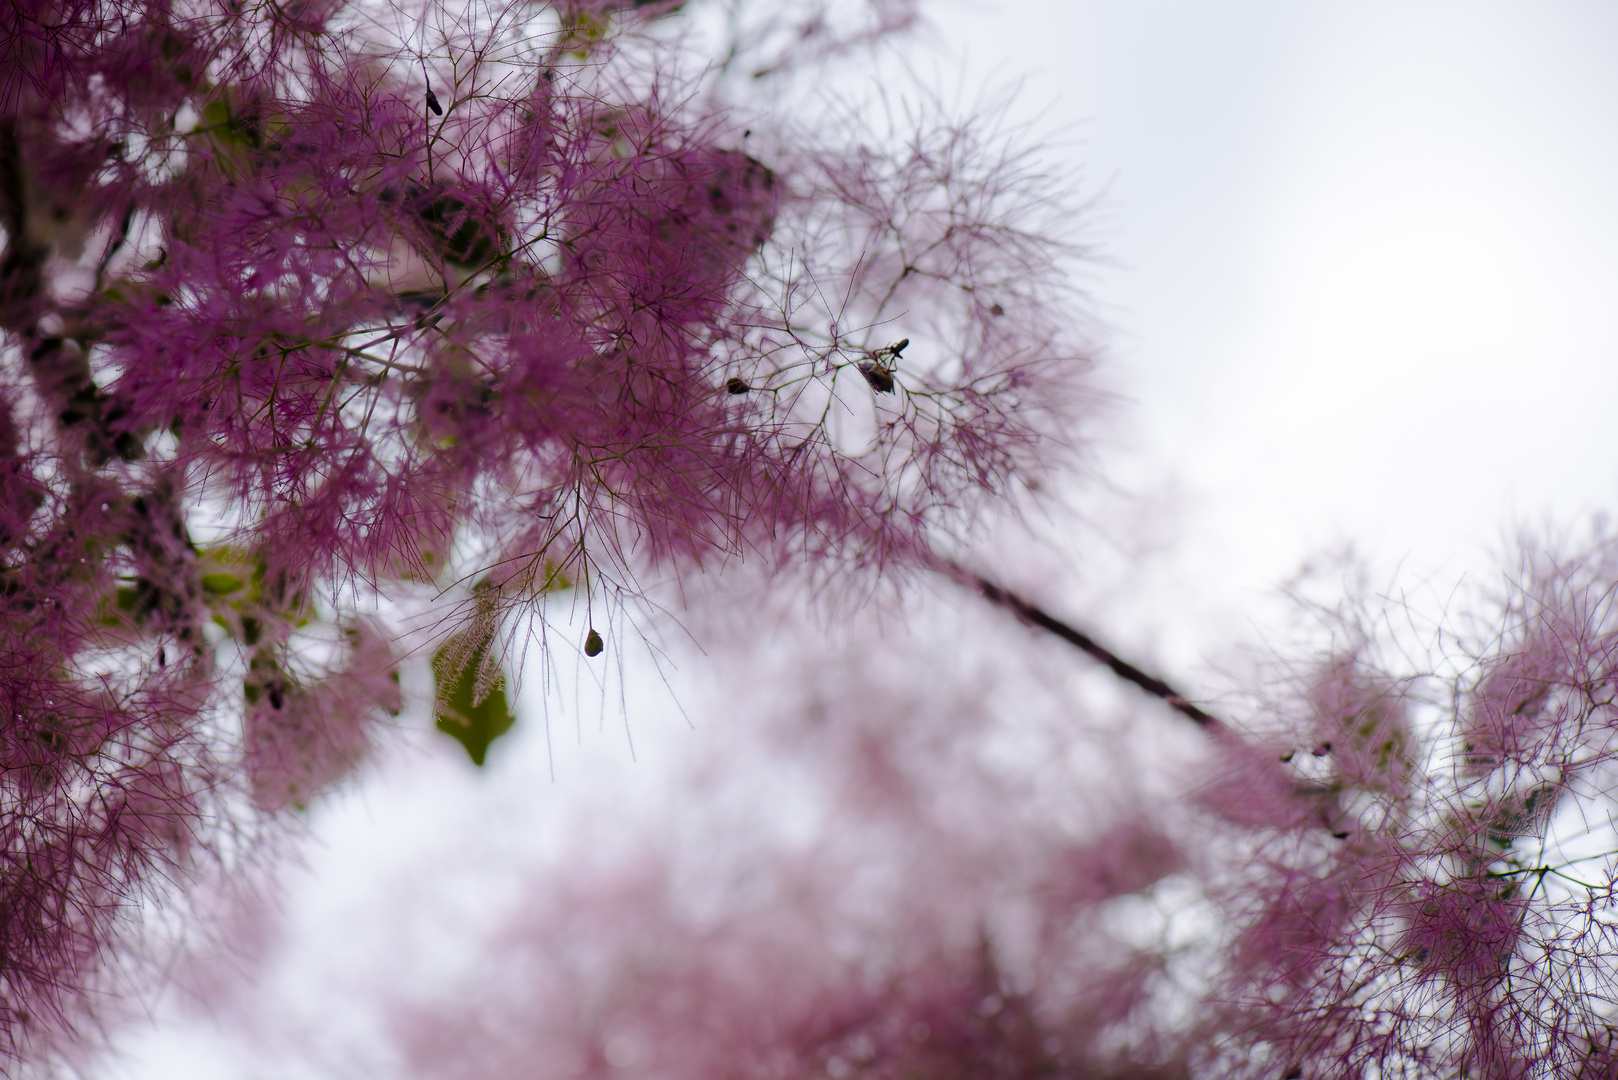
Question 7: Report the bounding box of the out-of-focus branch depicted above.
[967,574,1225,734]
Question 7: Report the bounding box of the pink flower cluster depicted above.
[0,0,1090,1069]
[1195,533,1618,1077]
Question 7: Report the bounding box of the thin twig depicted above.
[969,574,1225,733]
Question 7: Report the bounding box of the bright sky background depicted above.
[114,3,1618,1076]
[939,0,1618,637]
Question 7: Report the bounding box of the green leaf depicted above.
[433,636,516,766]
[201,572,245,594]
[538,559,572,593]
[202,98,232,131]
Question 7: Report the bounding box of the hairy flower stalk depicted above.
[0,0,1092,1068]
[1183,532,1618,1078]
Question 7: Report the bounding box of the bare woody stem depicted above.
[968,574,1225,733]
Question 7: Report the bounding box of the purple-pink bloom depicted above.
[0,0,1092,1069]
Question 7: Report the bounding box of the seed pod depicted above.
[425,88,443,116]
[726,377,750,394]
[584,628,604,657]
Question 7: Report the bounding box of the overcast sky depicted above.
[939,0,1618,611]
[116,4,1618,1076]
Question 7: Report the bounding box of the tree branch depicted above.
[968,574,1225,733]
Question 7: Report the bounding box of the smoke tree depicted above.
[1186,533,1618,1078]
[10,0,1618,1077]
[0,0,1090,1070]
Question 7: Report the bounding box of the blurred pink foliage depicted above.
[379,612,1198,1080]
[299,528,1618,1080]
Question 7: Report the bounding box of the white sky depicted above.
[113,3,1618,1076]
[941,0,1618,616]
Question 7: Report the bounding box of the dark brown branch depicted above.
[970,575,1225,733]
